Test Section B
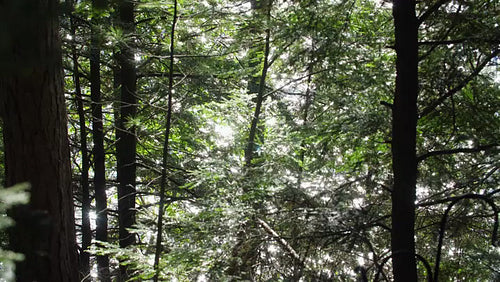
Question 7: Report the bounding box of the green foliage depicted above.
[0,184,29,281]
[60,0,500,280]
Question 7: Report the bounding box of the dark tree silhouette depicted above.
[0,0,79,281]
[391,0,419,281]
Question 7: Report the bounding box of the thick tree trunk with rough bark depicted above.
[391,0,419,281]
[0,1,79,281]
[116,1,137,280]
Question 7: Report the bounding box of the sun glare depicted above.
[214,123,235,147]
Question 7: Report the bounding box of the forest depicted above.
[0,0,499,281]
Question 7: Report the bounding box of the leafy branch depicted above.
[434,193,499,282]
[419,48,500,118]
[417,0,450,26]
[417,143,499,163]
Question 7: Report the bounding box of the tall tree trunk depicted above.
[153,1,178,281]
[228,2,273,280]
[290,59,315,282]
[297,60,314,190]
[391,0,419,281]
[70,13,92,280]
[0,1,79,281]
[90,1,111,280]
[243,26,271,168]
[116,0,137,280]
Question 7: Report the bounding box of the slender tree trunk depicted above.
[244,26,271,168]
[391,1,419,281]
[0,1,79,281]
[90,1,111,280]
[153,2,178,281]
[290,59,315,282]
[297,60,315,190]
[228,2,273,280]
[116,1,137,280]
[70,14,92,280]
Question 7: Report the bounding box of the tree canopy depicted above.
[0,0,499,281]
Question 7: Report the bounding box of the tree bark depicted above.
[70,13,92,279]
[116,1,137,280]
[153,1,178,281]
[228,2,273,280]
[391,0,419,281]
[90,1,111,280]
[0,1,79,281]
[243,24,271,168]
